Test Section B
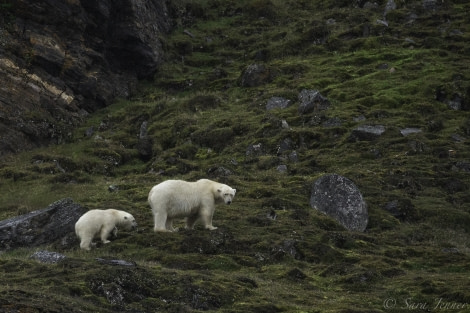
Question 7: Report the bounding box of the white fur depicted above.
[75,209,137,250]
[148,179,236,232]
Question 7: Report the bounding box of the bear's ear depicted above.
[124,216,128,219]
[233,189,236,195]
[217,188,222,193]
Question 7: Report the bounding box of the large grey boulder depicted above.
[0,198,87,250]
[310,174,368,232]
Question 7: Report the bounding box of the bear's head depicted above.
[122,213,138,231]
[217,185,236,205]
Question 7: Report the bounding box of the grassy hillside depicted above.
[1,0,470,312]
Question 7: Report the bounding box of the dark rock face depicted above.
[0,198,87,250]
[137,120,153,160]
[0,0,170,157]
[310,174,368,232]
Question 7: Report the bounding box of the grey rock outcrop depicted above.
[0,0,170,157]
[0,198,87,250]
[310,174,368,232]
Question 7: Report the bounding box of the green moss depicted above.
[2,0,470,311]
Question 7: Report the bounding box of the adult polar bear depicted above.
[148,179,236,232]
[75,209,137,250]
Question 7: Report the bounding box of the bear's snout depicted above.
[226,200,232,205]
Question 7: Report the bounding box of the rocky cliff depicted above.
[0,0,170,157]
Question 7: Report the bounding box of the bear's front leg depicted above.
[80,236,93,251]
[100,225,114,244]
[200,208,217,230]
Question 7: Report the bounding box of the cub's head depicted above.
[122,213,138,231]
[217,185,236,205]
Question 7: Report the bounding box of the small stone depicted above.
[349,125,385,141]
[400,128,421,136]
[266,97,291,111]
[354,115,366,122]
[246,143,263,157]
[84,127,94,137]
[95,258,136,266]
[281,119,289,129]
[298,89,330,114]
[240,64,272,87]
[277,164,288,173]
[288,151,299,163]
[30,250,66,264]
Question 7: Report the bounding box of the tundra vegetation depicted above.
[1,0,470,312]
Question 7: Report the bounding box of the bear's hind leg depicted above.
[153,211,170,232]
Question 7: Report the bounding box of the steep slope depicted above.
[0,0,469,312]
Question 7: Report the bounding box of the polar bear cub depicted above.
[75,209,137,250]
[148,179,236,232]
